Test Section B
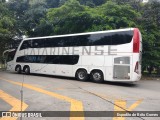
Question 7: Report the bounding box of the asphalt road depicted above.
[0,71,160,120]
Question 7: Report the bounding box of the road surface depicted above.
[0,71,160,120]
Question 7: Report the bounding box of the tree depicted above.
[46,0,141,35]
[0,2,16,61]
[8,0,29,36]
[8,0,48,37]
[140,1,160,74]
[45,0,61,8]
[47,0,89,34]
[77,0,106,7]
[23,1,47,37]
[99,1,141,29]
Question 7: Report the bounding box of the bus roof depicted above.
[23,28,135,41]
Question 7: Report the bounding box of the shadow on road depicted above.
[8,71,138,87]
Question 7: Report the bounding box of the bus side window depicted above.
[32,41,39,48]
[20,41,28,50]
[32,39,44,48]
[111,31,133,45]
[72,35,90,46]
[20,40,32,50]
[90,33,112,45]
[45,38,58,47]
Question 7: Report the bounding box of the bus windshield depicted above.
[5,49,16,62]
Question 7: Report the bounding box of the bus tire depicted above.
[76,69,88,81]
[90,70,104,83]
[23,66,30,75]
[15,65,21,74]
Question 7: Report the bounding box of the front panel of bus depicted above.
[5,49,17,71]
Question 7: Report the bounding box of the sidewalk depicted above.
[0,68,6,71]
[141,75,160,81]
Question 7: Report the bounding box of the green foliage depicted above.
[24,1,47,36]
[78,0,106,7]
[45,0,61,8]
[33,18,53,36]
[47,0,141,34]
[100,1,141,28]
[140,1,160,73]
[0,2,16,60]
[7,0,29,36]
[47,0,91,34]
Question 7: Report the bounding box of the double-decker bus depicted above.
[6,28,142,82]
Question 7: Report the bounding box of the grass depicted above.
[141,73,160,80]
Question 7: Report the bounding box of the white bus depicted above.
[6,28,142,82]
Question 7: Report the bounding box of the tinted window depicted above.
[46,30,133,47]
[90,31,133,45]
[20,40,32,50]
[16,55,79,65]
[90,33,112,45]
[111,31,133,45]
[6,50,16,62]
[32,39,44,48]
[44,38,63,47]
[72,35,90,46]
[44,35,90,47]
[19,30,133,49]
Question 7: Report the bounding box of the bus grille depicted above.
[113,57,130,80]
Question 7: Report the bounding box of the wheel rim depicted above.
[78,71,85,79]
[17,67,20,72]
[25,67,29,74]
[93,72,101,81]
[25,68,28,73]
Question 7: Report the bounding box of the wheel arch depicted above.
[90,69,104,75]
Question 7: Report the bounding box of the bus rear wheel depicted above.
[15,65,21,74]
[76,69,88,81]
[23,66,30,74]
[91,70,104,83]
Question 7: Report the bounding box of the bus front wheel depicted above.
[76,69,88,81]
[91,70,104,83]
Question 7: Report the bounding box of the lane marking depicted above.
[34,84,65,91]
[0,77,84,120]
[92,92,143,100]
[0,90,28,120]
[81,91,143,120]
[113,99,143,120]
